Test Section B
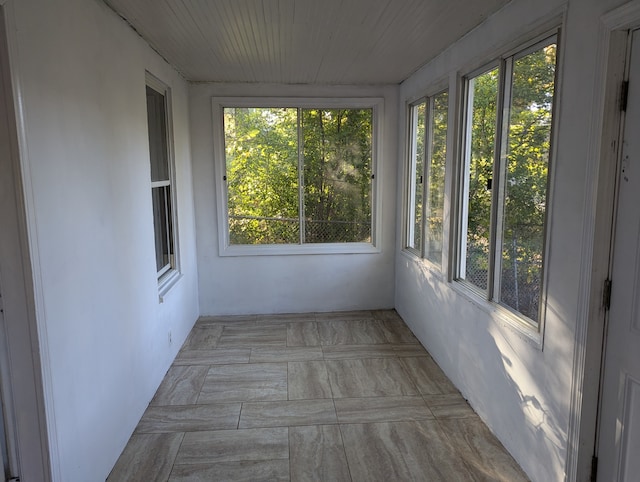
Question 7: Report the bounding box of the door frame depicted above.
[566,2,640,480]
[0,2,53,481]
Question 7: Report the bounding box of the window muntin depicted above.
[405,91,448,267]
[458,37,557,324]
[146,80,177,280]
[222,105,373,246]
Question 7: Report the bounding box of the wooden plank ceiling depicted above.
[104,0,510,84]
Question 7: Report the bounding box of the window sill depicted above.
[158,270,182,303]
[399,249,446,282]
[220,242,380,257]
[450,280,544,349]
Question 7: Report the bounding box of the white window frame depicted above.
[454,32,559,332]
[404,89,449,271]
[212,97,383,257]
[146,72,180,294]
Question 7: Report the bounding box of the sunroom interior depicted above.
[0,0,636,480]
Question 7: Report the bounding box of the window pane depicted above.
[462,68,499,290]
[224,107,300,244]
[425,92,448,265]
[407,102,426,251]
[302,108,372,243]
[152,186,173,273]
[146,86,169,182]
[499,43,556,320]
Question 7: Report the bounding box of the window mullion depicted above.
[297,108,305,245]
[490,59,512,302]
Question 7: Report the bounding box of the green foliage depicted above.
[425,92,448,265]
[464,42,557,320]
[224,107,372,245]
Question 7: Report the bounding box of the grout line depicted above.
[167,431,186,478]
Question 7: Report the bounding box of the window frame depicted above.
[454,32,560,332]
[146,72,180,293]
[403,88,449,272]
[212,97,383,257]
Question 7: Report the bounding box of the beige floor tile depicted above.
[326,358,418,398]
[181,326,223,350]
[169,460,289,481]
[250,346,323,363]
[334,396,433,423]
[371,310,403,323]
[379,320,420,344]
[239,399,337,428]
[259,313,317,323]
[288,361,332,400]
[196,315,258,326]
[322,344,398,360]
[399,355,459,395]
[107,432,183,482]
[424,393,476,419]
[110,310,528,481]
[217,324,287,347]
[289,425,351,482]
[315,310,373,322]
[287,321,321,346]
[439,417,529,481]
[340,420,475,481]
[175,427,288,465]
[135,403,241,433]
[173,348,251,366]
[318,320,388,345]
[393,344,429,357]
[198,363,287,403]
[151,366,209,406]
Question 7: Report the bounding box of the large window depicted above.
[405,91,448,267]
[458,36,557,324]
[146,74,178,282]
[216,98,380,253]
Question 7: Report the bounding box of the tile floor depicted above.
[107,310,529,481]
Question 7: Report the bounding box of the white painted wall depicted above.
[191,83,398,315]
[395,0,627,480]
[5,0,199,480]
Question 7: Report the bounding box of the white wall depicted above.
[6,0,199,480]
[395,0,626,480]
[191,83,398,315]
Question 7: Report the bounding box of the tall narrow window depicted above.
[146,75,178,281]
[460,67,499,290]
[405,91,448,267]
[406,101,426,253]
[222,103,374,247]
[425,92,448,265]
[458,36,558,324]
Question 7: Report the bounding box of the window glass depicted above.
[407,102,426,252]
[499,43,556,320]
[146,86,169,182]
[224,107,299,244]
[222,106,374,246]
[457,35,558,325]
[146,79,177,280]
[462,68,499,291]
[302,109,372,243]
[425,92,448,265]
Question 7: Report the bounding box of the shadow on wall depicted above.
[399,257,568,479]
